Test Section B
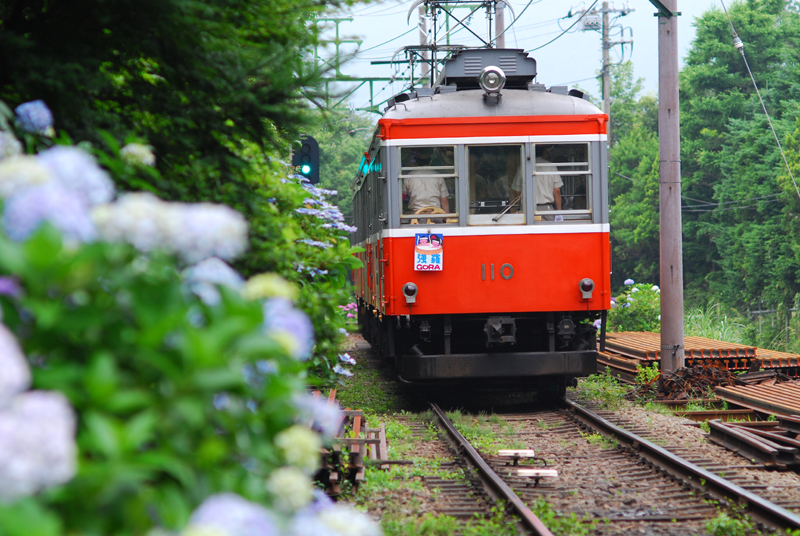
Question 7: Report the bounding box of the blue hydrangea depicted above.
[187,493,279,536]
[333,364,353,377]
[3,182,96,243]
[14,101,53,135]
[293,394,343,439]
[263,298,314,361]
[624,278,634,286]
[37,146,115,205]
[297,239,332,249]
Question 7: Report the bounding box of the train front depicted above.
[351,49,610,390]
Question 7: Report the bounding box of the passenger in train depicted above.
[403,148,450,214]
[533,146,563,221]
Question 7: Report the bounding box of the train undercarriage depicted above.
[358,301,600,396]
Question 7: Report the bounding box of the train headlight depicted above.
[478,66,506,94]
[402,282,418,304]
[579,278,595,300]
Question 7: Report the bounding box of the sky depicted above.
[320,0,719,113]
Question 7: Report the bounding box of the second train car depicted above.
[351,49,611,394]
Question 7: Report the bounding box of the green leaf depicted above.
[0,498,62,536]
[124,410,158,451]
[84,412,122,459]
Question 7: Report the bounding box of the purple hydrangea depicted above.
[263,298,314,361]
[37,146,115,205]
[333,364,353,377]
[14,101,53,135]
[0,391,77,501]
[293,394,344,439]
[0,277,22,298]
[187,493,280,536]
[624,278,634,286]
[297,239,332,249]
[339,353,356,366]
[0,324,31,409]
[593,319,602,329]
[3,182,96,243]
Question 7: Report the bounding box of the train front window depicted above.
[399,146,458,225]
[467,144,525,225]
[534,143,591,222]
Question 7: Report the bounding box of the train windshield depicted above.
[399,146,458,225]
[533,144,592,222]
[467,145,525,225]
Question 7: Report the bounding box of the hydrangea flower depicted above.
[3,182,97,243]
[14,100,53,135]
[290,504,382,536]
[0,131,22,160]
[263,298,314,361]
[0,155,52,198]
[651,285,660,292]
[265,466,314,513]
[339,353,356,366]
[182,257,245,306]
[0,324,31,409]
[38,146,115,205]
[120,143,156,167]
[631,287,639,293]
[275,425,322,475]
[297,239,332,249]
[241,273,297,301]
[624,279,634,286]
[92,192,249,263]
[293,394,343,439]
[0,391,77,502]
[0,277,22,298]
[333,364,353,377]
[593,319,602,329]
[186,493,279,536]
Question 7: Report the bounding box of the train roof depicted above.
[381,88,602,121]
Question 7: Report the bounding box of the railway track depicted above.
[427,399,800,535]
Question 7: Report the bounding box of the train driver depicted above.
[402,148,450,214]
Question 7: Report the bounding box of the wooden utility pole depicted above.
[496,1,505,48]
[653,0,685,372]
[602,2,611,149]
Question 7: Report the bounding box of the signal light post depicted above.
[292,135,320,184]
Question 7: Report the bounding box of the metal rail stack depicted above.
[599,331,800,382]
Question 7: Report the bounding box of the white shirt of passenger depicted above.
[403,170,449,213]
[534,157,563,205]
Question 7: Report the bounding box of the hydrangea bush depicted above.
[0,102,377,535]
[608,279,662,332]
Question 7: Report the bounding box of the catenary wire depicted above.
[525,0,599,52]
[719,0,800,204]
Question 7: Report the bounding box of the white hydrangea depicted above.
[291,505,382,536]
[182,257,245,306]
[92,193,249,263]
[120,143,156,167]
[275,425,321,475]
[265,466,314,514]
[0,391,77,502]
[0,155,51,198]
[0,323,30,409]
[38,146,115,205]
[186,493,279,536]
[0,131,22,161]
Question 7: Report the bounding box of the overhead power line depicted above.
[719,0,800,204]
[525,0,599,52]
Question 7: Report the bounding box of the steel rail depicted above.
[429,403,554,536]
[564,398,800,531]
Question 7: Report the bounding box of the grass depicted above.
[570,368,630,410]
[529,498,596,536]
[685,302,748,344]
[381,509,519,536]
[582,432,618,450]
[334,356,405,413]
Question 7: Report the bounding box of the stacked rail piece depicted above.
[599,331,800,383]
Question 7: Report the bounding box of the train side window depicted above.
[533,143,591,222]
[466,144,525,225]
[399,146,458,225]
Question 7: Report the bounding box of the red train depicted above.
[351,49,610,394]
